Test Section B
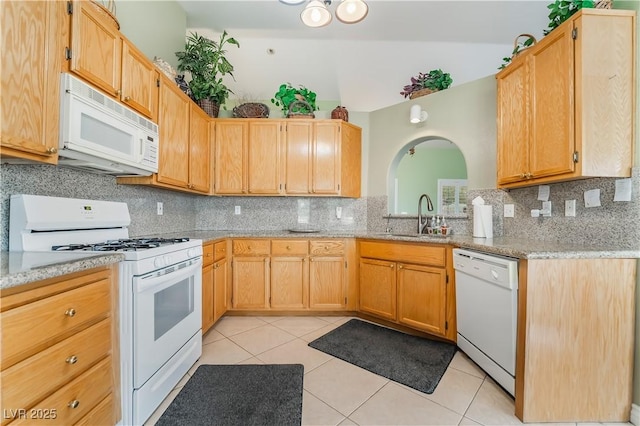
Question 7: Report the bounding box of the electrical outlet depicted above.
[336,206,342,219]
[503,204,515,218]
[234,205,241,215]
[565,199,576,217]
[541,201,552,217]
[157,202,163,216]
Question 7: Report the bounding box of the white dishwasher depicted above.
[453,248,518,396]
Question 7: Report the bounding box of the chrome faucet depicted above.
[417,193,434,234]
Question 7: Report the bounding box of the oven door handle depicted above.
[135,259,202,294]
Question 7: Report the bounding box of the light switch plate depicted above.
[234,205,241,215]
[565,200,576,217]
[503,204,514,218]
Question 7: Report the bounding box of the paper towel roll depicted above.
[473,205,493,238]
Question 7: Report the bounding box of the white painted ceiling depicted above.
[175,0,552,111]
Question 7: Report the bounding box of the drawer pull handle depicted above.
[68,400,80,409]
[66,355,78,364]
[64,308,76,317]
[286,246,291,250]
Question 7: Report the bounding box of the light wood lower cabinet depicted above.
[358,240,455,341]
[229,238,352,312]
[0,265,120,426]
[202,240,229,332]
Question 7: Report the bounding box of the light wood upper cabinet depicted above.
[214,120,248,194]
[118,76,212,194]
[156,78,190,188]
[496,9,635,189]
[212,119,361,197]
[1,0,64,164]
[189,104,212,193]
[68,1,159,121]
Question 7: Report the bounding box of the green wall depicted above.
[395,146,467,214]
[115,1,186,68]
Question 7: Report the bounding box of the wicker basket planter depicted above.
[409,88,437,100]
[232,103,269,118]
[196,99,220,118]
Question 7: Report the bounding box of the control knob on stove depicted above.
[153,256,165,268]
[187,248,198,258]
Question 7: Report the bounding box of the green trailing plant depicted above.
[175,31,240,105]
[544,0,595,35]
[400,69,453,98]
[271,83,318,116]
[498,35,536,70]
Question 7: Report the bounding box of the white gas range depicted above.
[9,194,202,426]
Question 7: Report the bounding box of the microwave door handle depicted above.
[136,136,144,162]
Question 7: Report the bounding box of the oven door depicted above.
[133,257,202,388]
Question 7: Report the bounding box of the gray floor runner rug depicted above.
[309,319,456,394]
[156,364,304,426]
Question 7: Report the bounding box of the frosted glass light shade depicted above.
[410,105,428,123]
[279,0,306,4]
[301,0,332,27]
[335,0,368,24]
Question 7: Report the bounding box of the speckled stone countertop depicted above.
[148,230,640,260]
[0,251,124,290]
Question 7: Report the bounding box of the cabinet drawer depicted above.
[359,241,446,267]
[1,318,111,415]
[75,394,115,426]
[310,240,344,255]
[232,239,270,255]
[213,240,227,261]
[272,240,308,256]
[1,278,111,366]
[9,356,113,426]
[203,243,215,266]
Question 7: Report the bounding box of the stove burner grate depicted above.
[52,237,190,252]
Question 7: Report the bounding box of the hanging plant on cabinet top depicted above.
[400,69,453,99]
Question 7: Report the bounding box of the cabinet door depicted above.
[248,121,282,194]
[529,25,575,179]
[283,121,313,194]
[359,258,397,321]
[496,58,530,185]
[1,0,63,163]
[214,120,248,194]
[202,263,214,333]
[69,0,121,98]
[312,122,340,194]
[397,263,447,336]
[156,79,190,187]
[121,39,159,120]
[213,259,228,323]
[271,257,308,309]
[232,257,268,309]
[309,257,345,309]
[189,104,212,193]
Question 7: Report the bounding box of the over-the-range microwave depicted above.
[58,72,159,176]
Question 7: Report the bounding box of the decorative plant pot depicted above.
[331,106,349,122]
[196,99,220,118]
[232,103,269,118]
[287,100,315,118]
[409,88,437,100]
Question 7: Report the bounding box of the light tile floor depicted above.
[146,316,632,426]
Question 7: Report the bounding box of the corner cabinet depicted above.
[1,0,65,164]
[496,9,636,189]
[358,240,455,341]
[117,75,212,194]
[212,119,362,197]
[202,240,228,333]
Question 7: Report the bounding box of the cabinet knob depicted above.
[214,263,219,269]
[398,265,403,269]
[66,355,78,364]
[124,96,131,102]
[525,172,533,179]
[206,253,212,257]
[390,264,394,268]
[68,400,80,409]
[115,89,121,96]
[520,173,526,178]
[64,308,76,317]
[286,245,291,250]
[46,147,58,154]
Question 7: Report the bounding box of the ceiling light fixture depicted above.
[285,0,368,28]
[410,105,428,124]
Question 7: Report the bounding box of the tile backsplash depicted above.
[1,164,638,250]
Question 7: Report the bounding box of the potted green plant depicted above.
[175,31,240,117]
[544,0,606,34]
[271,83,318,118]
[400,69,453,99]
